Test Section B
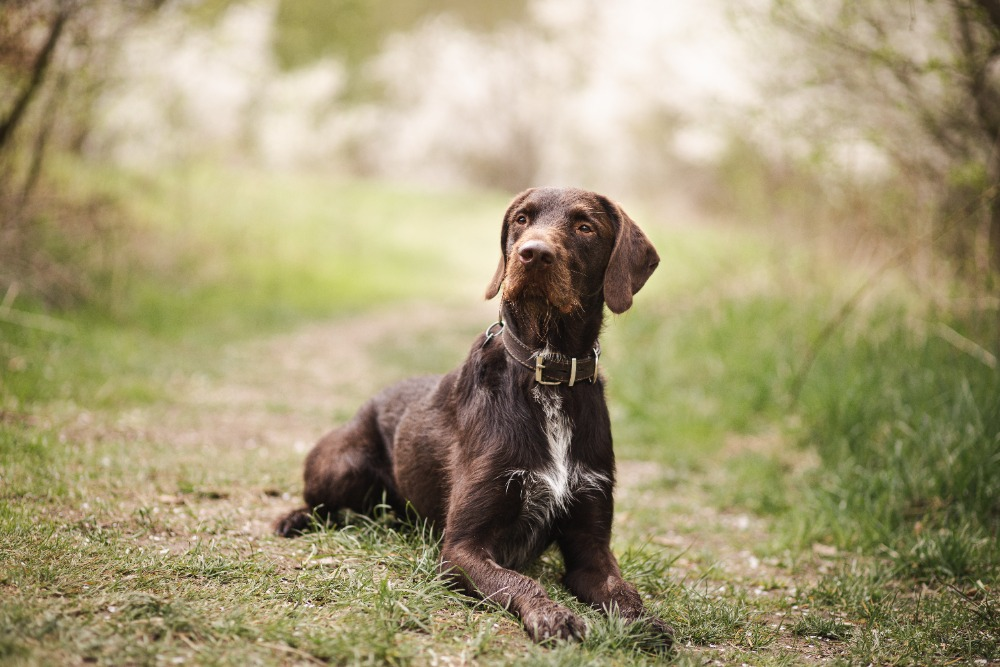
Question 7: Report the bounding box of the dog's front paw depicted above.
[522,601,586,644]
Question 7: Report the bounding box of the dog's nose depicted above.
[518,240,555,267]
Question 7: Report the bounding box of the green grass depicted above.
[2,161,999,664]
[2,161,503,408]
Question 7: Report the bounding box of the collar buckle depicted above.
[534,355,564,385]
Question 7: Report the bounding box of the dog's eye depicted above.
[515,214,528,225]
[577,224,593,234]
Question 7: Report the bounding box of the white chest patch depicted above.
[503,387,611,523]
[531,385,574,507]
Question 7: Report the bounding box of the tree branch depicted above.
[0,8,70,154]
[972,0,1000,33]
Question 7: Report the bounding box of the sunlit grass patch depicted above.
[2,162,504,408]
[51,159,505,333]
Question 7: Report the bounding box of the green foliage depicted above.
[764,0,1000,279]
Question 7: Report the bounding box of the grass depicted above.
[2,160,502,407]
[796,309,1000,542]
[2,160,999,665]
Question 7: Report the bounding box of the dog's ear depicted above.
[485,189,533,300]
[599,197,659,314]
[485,253,505,300]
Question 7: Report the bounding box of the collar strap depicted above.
[483,321,600,386]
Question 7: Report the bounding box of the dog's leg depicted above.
[275,402,397,537]
[440,540,587,643]
[558,499,674,646]
[437,474,586,643]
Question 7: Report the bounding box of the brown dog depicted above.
[275,187,672,646]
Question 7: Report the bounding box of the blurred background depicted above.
[2,3,999,662]
[3,0,999,301]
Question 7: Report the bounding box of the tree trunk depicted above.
[0,9,68,155]
[964,1,1000,274]
[992,182,1000,274]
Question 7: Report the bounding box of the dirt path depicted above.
[160,301,492,449]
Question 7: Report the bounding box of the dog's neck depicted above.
[500,296,604,359]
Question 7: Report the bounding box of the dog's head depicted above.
[485,188,659,314]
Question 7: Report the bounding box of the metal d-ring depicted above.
[482,321,504,348]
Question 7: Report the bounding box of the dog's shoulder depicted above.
[458,332,510,383]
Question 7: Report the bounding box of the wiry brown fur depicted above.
[275,187,671,647]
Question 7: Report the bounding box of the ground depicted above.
[12,300,867,666]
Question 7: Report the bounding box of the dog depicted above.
[275,187,673,646]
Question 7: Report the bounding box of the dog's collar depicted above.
[483,321,600,387]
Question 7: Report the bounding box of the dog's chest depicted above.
[493,386,609,569]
